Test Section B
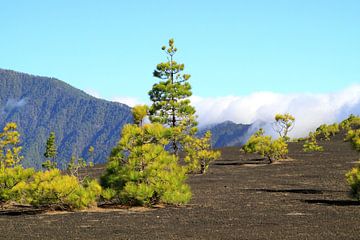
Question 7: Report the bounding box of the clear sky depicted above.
[1,0,359,103]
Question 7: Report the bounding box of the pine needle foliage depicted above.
[149,39,197,154]
[183,131,221,174]
[242,128,288,163]
[0,122,23,169]
[43,132,57,170]
[303,132,324,152]
[0,124,101,210]
[101,123,191,206]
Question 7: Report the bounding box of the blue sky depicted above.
[1,0,359,104]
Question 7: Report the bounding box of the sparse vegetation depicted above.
[183,131,221,174]
[340,114,360,131]
[242,128,288,163]
[345,129,360,151]
[315,123,340,140]
[273,113,295,141]
[346,166,360,200]
[303,132,324,152]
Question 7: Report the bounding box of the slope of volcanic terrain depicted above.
[1,133,359,239]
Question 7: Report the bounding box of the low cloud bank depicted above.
[2,98,28,114]
[191,84,360,137]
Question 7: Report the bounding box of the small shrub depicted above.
[345,129,360,151]
[242,129,288,163]
[183,131,221,174]
[346,166,360,200]
[0,166,35,203]
[303,132,323,152]
[315,123,339,140]
[340,114,360,131]
[0,167,101,210]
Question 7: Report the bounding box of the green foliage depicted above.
[273,113,295,140]
[315,123,340,140]
[44,132,57,159]
[42,132,57,170]
[41,160,57,170]
[303,132,324,152]
[0,122,23,169]
[346,166,360,200]
[0,167,101,209]
[67,147,95,178]
[26,169,101,209]
[242,129,288,163]
[345,129,360,151]
[132,105,149,126]
[149,39,197,154]
[101,123,191,206]
[0,166,34,203]
[183,131,221,174]
[340,114,360,131]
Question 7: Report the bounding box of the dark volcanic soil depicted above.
[1,134,360,240]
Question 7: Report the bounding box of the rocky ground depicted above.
[0,133,359,240]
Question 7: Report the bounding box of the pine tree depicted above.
[43,132,57,170]
[0,122,23,169]
[149,38,197,155]
[101,123,191,206]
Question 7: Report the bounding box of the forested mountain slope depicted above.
[0,69,132,168]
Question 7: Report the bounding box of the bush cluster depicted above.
[0,123,101,210]
[242,129,288,163]
[303,132,324,152]
[0,166,101,210]
[315,123,339,140]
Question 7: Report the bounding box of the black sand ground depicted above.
[0,134,359,240]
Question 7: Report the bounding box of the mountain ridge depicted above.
[0,68,133,168]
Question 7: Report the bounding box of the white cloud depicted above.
[112,96,145,107]
[191,84,360,137]
[84,89,101,98]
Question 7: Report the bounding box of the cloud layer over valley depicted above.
[191,84,360,137]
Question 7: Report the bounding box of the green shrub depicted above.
[0,166,35,203]
[340,114,360,131]
[315,123,339,140]
[0,167,101,210]
[303,132,323,152]
[346,166,360,200]
[242,129,288,163]
[26,169,101,209]
[183,131,221,174]
[101,123,191,206]
[345,129,360,151]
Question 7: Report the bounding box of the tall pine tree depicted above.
[43,132,57,169]
[148,39,197,154]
